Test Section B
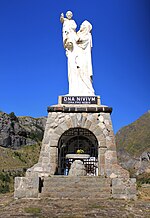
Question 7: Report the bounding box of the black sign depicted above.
[61,96,97,104]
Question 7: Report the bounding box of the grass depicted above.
[138,186,150,200]
[0,143,41,170]
[0,143,41,193]
[137,173,150,187]
[24,207,41,214]
[116,112,150,157]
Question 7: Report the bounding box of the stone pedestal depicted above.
[27,102,128,178]
[14,96,137,200]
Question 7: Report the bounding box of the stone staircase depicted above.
[40,176,112,199]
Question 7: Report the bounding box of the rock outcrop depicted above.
[116,111,150,176]
[0,112,46,149]
[117,149,150,176]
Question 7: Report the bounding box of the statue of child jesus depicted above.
[60,11,78,51]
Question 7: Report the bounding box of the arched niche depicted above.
[57,127,98,175]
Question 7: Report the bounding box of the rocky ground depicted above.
[0,186,150,218]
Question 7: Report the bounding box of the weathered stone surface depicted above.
[112,178,137,200]
[103,129,109,136]
[98,114,104,122]
[14,175,39,199]
[14,104,135,200]
[54,126,64,135]
[110,173,118,179]
[98,122,106,129]
[84,119,92,129]
[0,112,46,149]
[47,106,112,113]
[70,114,77,127]
[81,114,87,126]
[68,160,87,176]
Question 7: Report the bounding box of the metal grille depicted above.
[57,127,98,176]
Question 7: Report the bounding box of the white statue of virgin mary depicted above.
[60,11,95,96]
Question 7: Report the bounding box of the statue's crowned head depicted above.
[66,11,73,20]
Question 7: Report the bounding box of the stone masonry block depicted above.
[98,122,105,130]
[105,151,117,165]
[42,134,50,144]
[81,113,87,127]
[14,176,39,199]
[50,147,57,162]
[90,124,99,133]
[98,114,104,123]
[50,133,60,141]
[84,119,92,129]
[112,178,137,200]
[65,117,72,129]
[49,140,57,147]
[112,188,126,195]
[42,157,50,164]
[104,119,110,126]
[70,114,77,127]
[54,126,64,135]
[59,122,68,132]
[93,127,102,136]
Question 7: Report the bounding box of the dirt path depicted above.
[0,189,150,218]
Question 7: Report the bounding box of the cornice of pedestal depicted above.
[47,105,112,114]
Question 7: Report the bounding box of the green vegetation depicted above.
[29,131,43,142]
[136,173,150,187]
[0,170,25,193]
[9,112,18,122]
[0,143,41,193]
[24,207,41,214]
[0,143,41,170]
[116,111,150,157]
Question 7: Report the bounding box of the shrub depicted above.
[9,112,18,122]
[0,184,10,193]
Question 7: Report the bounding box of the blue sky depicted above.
[0,0,149,133]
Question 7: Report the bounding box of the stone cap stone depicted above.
[66,154,90,159]
[47,105,112,113]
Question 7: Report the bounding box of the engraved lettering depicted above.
[62,96,97,104]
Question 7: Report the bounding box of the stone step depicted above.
[40,176,112,199]
[43,182,111,188]
[43,176,110,181]
[42,186,111,193]
[43,176,111,185]
[42,183,111,190]
[40,191,111,199]
[43,181,110,188]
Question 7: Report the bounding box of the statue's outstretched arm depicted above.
[60,13,64,23]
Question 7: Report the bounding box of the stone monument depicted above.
[14,11,137,200]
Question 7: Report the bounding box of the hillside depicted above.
[0,111,46,149]
[116,111,150,175]
[0,143,42,193]
[0,110,150,193]
[116,111,150,156]
[0,111,46,193]
[0,112,149,216]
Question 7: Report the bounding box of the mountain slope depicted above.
[115,111,150,176]
[0,111,46,149]
[116,111,150,157]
